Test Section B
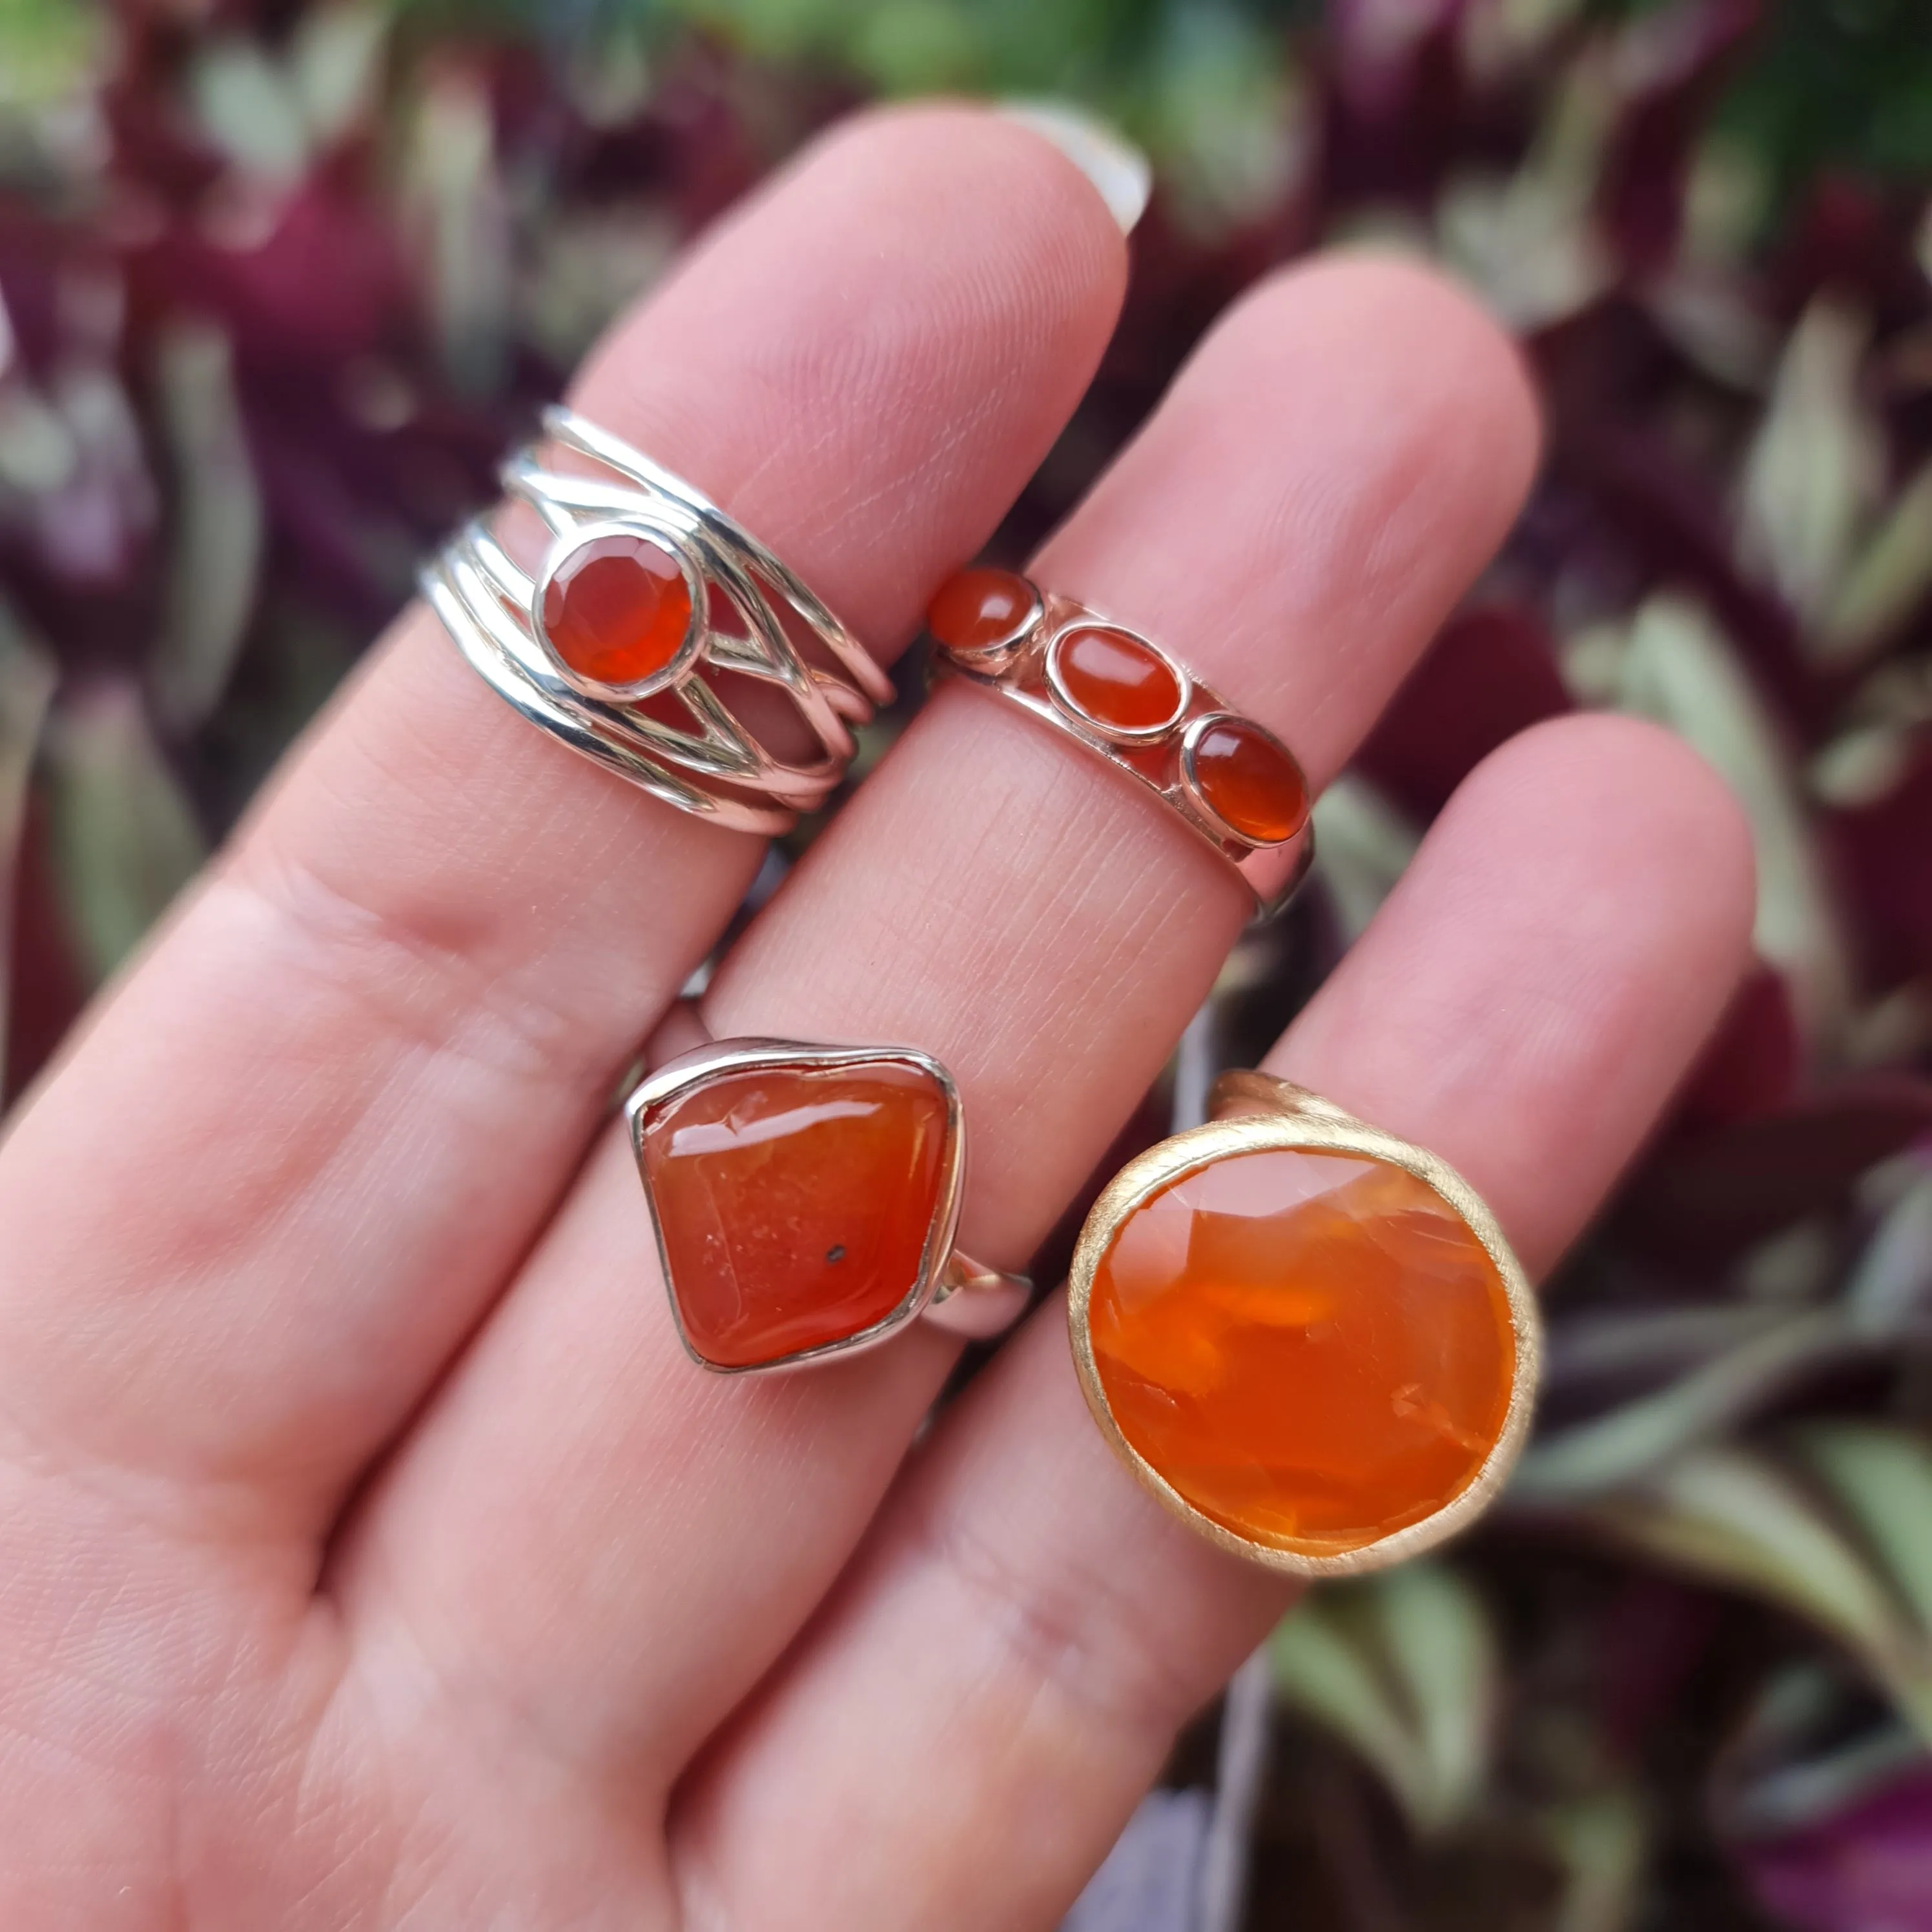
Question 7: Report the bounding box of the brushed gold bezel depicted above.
[1066,1072,1543,1577]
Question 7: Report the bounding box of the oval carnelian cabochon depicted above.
[1087,1146,1517,1556]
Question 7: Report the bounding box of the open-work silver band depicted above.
[422,406,892,836]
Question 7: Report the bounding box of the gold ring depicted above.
[925,568,1314,915]
[1068,1071,1540,1574]
[627,1034,1029,1373]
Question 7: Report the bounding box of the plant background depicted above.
[2,1,1931,1927]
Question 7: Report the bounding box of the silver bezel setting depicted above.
[1044,624,1193,745]
[938,575,1043,672]
[1177,710,1301,849]
[625,1036,969,1374]
[531,517,708,704]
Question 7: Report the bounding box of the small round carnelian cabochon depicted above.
[542,533,693,688]
[1187,718,1308,845]
[926,567,1035,652]
[1088,1147,1517,1556]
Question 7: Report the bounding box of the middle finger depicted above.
[340,254,1541,1789]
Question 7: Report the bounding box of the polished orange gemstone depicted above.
[542,533,693,688]
[1089,1148,1516,1554]
[1188,718,1308,844]
[927,567,1035,652]
[1053,626,1184,732]
[639,1058,952,1369]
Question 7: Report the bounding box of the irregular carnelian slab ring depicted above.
[626,1034,1031,1373]
[1068,1070,1541,1574]
[424,407,891,838]
[926,570,1313,915]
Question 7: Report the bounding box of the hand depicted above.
[0,106,1752,1930]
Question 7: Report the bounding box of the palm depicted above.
[0,106,1750,1931]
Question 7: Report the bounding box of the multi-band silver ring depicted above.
[422,406,891,834]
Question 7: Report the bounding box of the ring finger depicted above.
[672,714,1756,1931]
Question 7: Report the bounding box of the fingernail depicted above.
[995,99,1151,234]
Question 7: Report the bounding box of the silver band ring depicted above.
[423,406,891,835]
[926,569,1315,914]
[627,1025,1031,1373]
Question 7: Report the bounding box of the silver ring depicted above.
[627,1033,1031,1373]
[422,406,892,834]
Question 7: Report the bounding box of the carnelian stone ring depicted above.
[626,1037,1031,1373]
[1069,1071,1541,1574]
[423,407,890,836]
[926,570,1314,914]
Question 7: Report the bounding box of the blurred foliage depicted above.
[1,2,1931,1929]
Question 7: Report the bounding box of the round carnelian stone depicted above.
[542,533,693,688]
[1053,626,1184,733]
[1089,1148,1516,1555]
[927,567,1035,652]
[1188,717,1308,844]
[639,1058,952,1369]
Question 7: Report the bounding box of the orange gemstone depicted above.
[542,533,693,688]
[927,567,1035,652]
[1053,626,1184,733]
[638,1058,952,1369]
[1089,1148,1516,1555]
[1188,718,1308,844]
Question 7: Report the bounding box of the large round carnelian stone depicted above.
[926,567,1036,652]
[638,1058,952,1369]
[1089,1147,1516,1555]
[1052,625,1185,733]
[1187,718,1308,844]
[542,533,693,688]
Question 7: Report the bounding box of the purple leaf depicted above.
[1740,1761,1932,1932]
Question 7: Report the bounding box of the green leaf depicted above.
[1736,294,1886,632]
[148,320,263,734]
[1714,1663,1924,1839]
[1799,1425,1932,1643]
[1821,456,1932,666]
[1512,1308,1849,1501]
[1546,1302,1800,1384]
[1271,1562,1497,1838]
[0,601,56,1095]
[1611,592,1850,1047]
[1842,1169,1932,1337]
[0,0,108,110]
[1377,1563,1497,1831]
[1306,774,1419,945]
[1586,1445,1932,1738]
[400,63,511,397]
[289,2,391,147]
[1539,1784,1648,1932]
[187,36,312,182]
[1435,52,1616,331]
[44,684,206,986]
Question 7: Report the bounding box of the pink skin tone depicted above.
[0,105,1752,1931]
